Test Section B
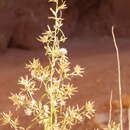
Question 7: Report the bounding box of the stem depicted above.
[128,108,130,130]
[50,102,53,130]
[61,118,67,130]
[50,1,59,129]
[108,91,113,126]
[112,26,123,130]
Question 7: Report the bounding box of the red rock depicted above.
[0,0,130,50]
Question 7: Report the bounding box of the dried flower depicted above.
[9,93,26,108]
[24,108,32,116]
[0,111,20,130]
[84,101,95,119]
[105,122,120,130]
[59,48,68,55]
[74,65,84,76]
[18,76,39,95]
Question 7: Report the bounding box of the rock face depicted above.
[114,0,130,37]
[0,0,49,50]
[0,0,79,50]
[0,0,130,50]
[0,7,16,50]
[75,0,130,37]
[75,0,112,36]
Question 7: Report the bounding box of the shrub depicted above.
[0,0,95,130]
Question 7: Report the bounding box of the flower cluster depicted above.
[62,102,95,129]
[105,122,120,130]
[0,111,24,130]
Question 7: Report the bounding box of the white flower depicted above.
[30,100,37,106]
[59,100,66,106]
[20,95,26,101]
[43,105,50,117]
[59,48,67,55]
[18,76,35,87]
[44,105,49,112]
[31,71,47,81]
[24,108,32,116]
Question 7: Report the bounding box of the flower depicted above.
[24,108,33,116]
[84,101,95,119]
[9,93,26,107]
[43,105,49,111]
[18,76,35,88]
[59,48,67,55]
[74,65,84,76]
[1,111,19,129]
[59,100,66,106]
[63,106,83,126]
[30,100,37,107]
[43,105,50,116]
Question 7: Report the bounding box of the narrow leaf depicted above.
[50,8,56,16]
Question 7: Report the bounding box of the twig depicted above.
[108,91,113,126]
[112,26,123,130]
[128,108,130,130]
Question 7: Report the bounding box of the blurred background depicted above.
[0,0,130,50]
[0,0,130,129]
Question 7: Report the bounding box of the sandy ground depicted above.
[0,37,130,130]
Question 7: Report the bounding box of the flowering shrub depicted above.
[0,0,95,129]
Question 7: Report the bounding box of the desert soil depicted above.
[0,37,130,130]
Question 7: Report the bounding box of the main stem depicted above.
[112,26,123,130]
[50,1,59,129]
